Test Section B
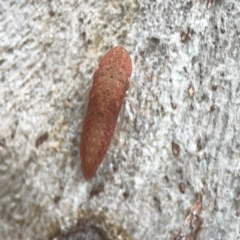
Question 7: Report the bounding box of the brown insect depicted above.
[80,46,132,179]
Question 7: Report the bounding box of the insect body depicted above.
[80,46,132,179]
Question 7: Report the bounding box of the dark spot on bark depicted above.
[220,72,224,76]
[49,10,55,17]
[212,84,217,91]
[35,132,49,148]
[196,139,202,152]
[181,27,194,42]
[172,141,180,156]
[149,37,160,45]
[139,50,145,56]
[89,182,104,198]
[210,105,216,112]
[171,102,177,109]
[53,195,61,204]
[178,182,186,193]
[52,218,110,240]
[123,191,129,199]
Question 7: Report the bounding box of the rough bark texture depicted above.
[0,1,239,239]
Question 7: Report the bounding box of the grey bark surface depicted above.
[0,0,239,239]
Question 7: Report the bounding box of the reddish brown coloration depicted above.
[80,46,132,179]
[172,194,202,240]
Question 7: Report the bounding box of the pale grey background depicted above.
[0,0,239,239]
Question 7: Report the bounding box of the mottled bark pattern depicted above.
[80,46,132,179]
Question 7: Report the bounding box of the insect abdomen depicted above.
[80,112,117,179]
